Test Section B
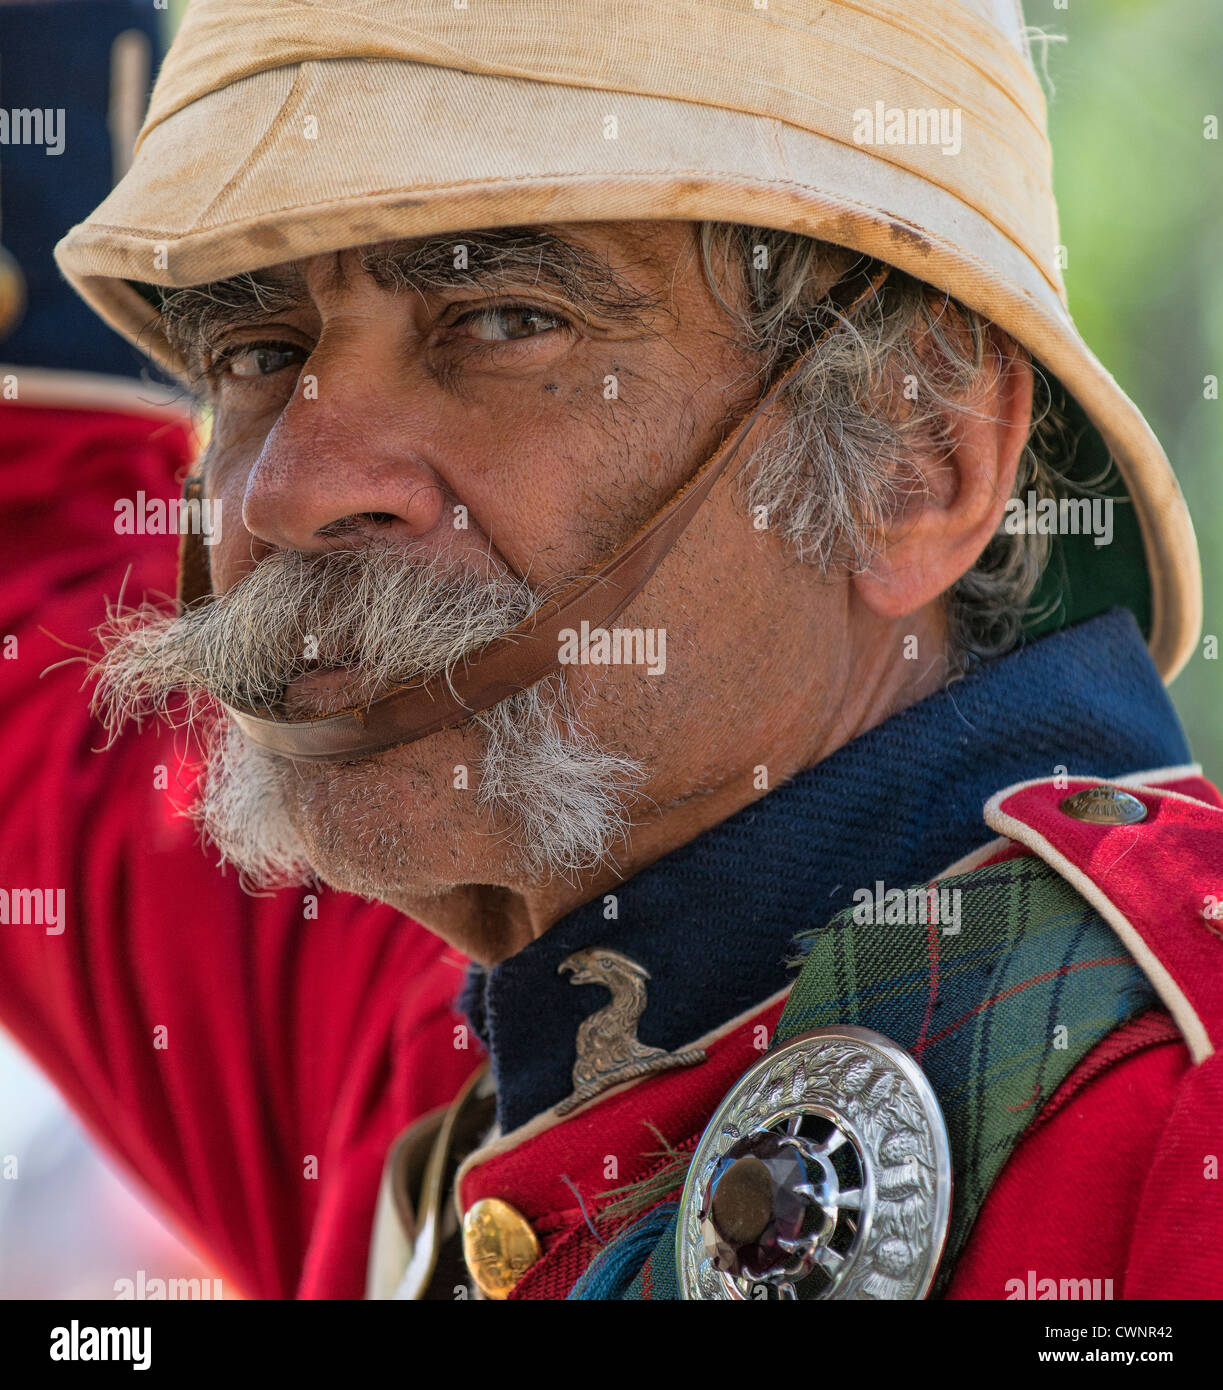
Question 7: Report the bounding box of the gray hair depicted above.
[697,222,1089,666]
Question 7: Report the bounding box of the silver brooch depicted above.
[676,1025,952,1300]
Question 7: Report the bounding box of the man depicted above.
[2,0,1218,1300]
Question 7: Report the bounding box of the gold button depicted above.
[1060,785,1147,825]
[462,1198,540,1300]
[0,244,25,338]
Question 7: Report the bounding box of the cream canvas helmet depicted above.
[54,0,1201,680]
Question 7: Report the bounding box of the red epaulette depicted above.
[951,766,1223,1299]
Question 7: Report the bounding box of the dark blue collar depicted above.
[462,609,1190,1133]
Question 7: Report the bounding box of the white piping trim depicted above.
[1113,763,1203,790]
[0,365,195,419]
[983,778,1213,1064]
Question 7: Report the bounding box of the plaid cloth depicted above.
[589,853,1156,1300]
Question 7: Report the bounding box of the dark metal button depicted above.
[702,1133,827,1282]
[1060,785,1147,825]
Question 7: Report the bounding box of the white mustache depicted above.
[86,543,647,891]
[88,544,541,739]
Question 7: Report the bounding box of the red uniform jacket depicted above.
[1,401,1219,1299]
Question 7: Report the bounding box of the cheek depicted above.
[199,435,266,594]
[551,500,813,793]
[452,375,693,586]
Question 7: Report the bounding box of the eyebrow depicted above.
[135,226,666,380]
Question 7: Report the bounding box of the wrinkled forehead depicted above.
[230,223,669,290]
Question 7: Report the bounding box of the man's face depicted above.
[100,222,828,950]
[95,216,900,961]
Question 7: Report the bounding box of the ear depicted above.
[852,333,1034,622]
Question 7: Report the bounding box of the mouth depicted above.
[278,664,393,719]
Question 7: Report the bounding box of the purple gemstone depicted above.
[700,1132,819,1281]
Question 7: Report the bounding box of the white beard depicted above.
[192,675,645,893]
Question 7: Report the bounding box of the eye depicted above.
[451,303,569,343]
[215,341,307,380]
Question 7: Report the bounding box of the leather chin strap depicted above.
[177,264,888,764]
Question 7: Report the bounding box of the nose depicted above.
[239,340,452,561]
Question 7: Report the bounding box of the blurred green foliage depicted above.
[1031,0,1222,773]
